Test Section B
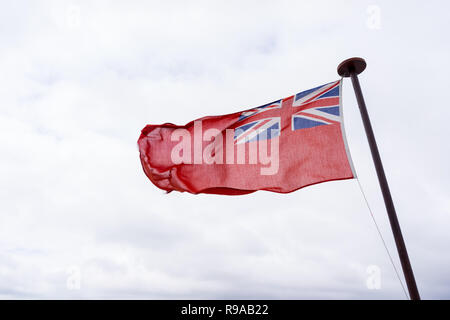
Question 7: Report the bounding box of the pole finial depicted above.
[337,57,367,77]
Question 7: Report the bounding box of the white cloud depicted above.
[0,0,449,299]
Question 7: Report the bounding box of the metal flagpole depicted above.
[337,57,420,300]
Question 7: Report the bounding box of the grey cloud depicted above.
[0,0,449,299]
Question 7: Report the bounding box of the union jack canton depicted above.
[233,80,342,144]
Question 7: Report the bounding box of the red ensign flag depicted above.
[138,80,355,195]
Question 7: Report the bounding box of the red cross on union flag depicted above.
[138,79,355,195]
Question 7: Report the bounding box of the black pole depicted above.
[337,57,420,300]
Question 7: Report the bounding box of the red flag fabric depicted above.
[138,80,355,195]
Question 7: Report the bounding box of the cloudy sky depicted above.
[1,0,449,299]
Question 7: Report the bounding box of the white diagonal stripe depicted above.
[301,108,341,122]
[292,81,337,107]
